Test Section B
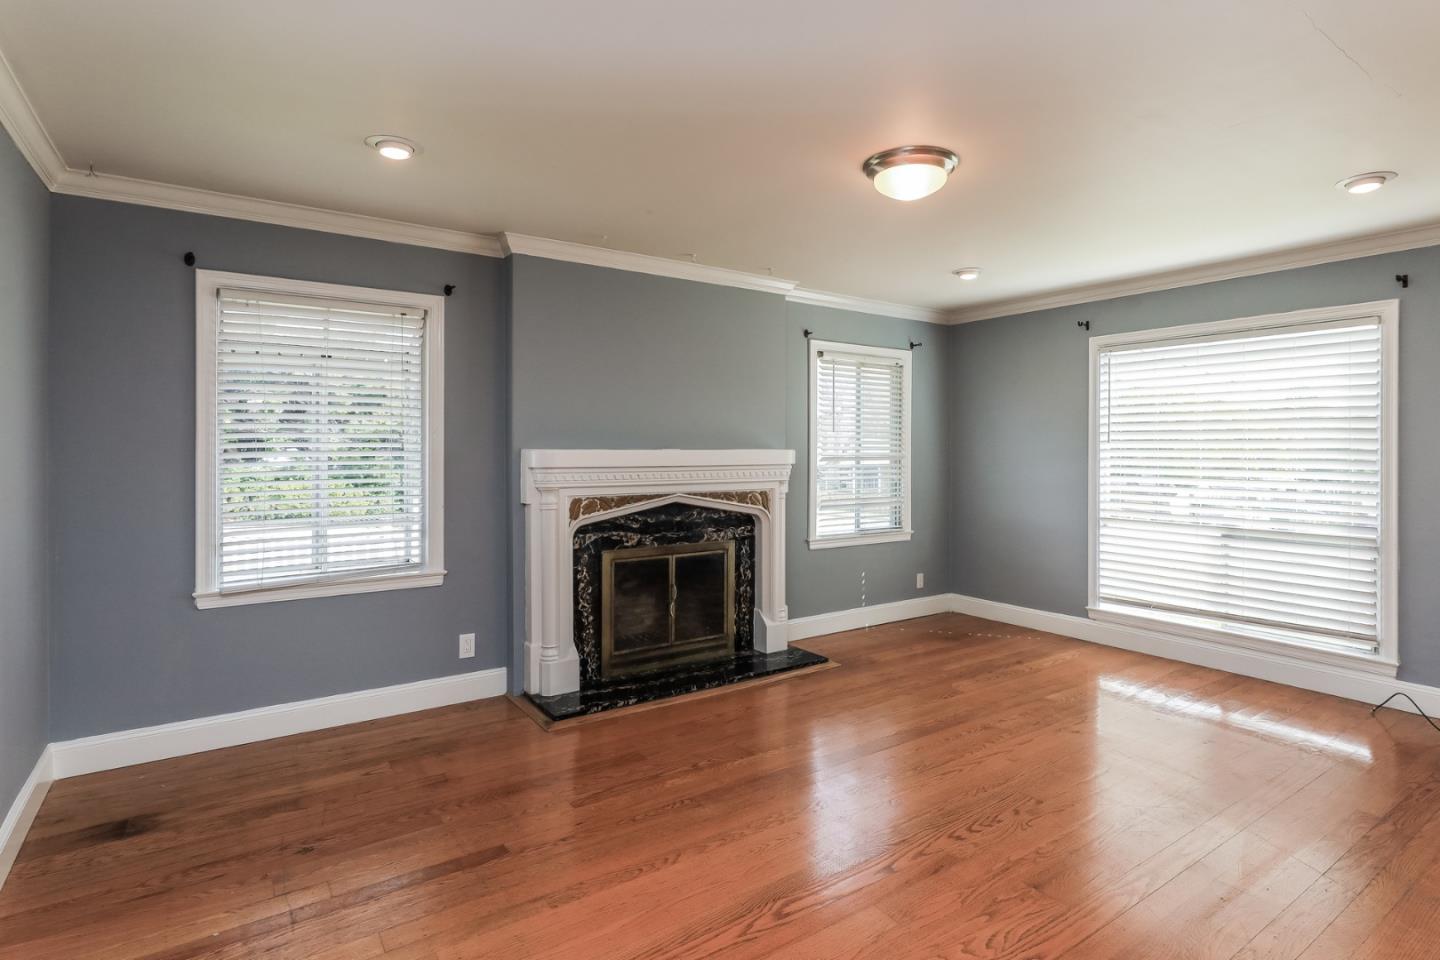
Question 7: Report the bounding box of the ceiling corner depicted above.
[0,42,64,188]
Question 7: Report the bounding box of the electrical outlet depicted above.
[458,633,476,659]
[916,573,925,590]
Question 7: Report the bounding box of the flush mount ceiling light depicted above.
[365,135,420,161]
[952,267,982,281]
[863,145,960,201]
[1336,171,1396,195]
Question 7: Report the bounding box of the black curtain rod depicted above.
[181,251,455,297]
[803,328,921,350]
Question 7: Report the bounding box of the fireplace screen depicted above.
[600,540,736,677]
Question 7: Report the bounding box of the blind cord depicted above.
[1371,692,1440,734]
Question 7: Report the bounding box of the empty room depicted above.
[2,1,1439,957]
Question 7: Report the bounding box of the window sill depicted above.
[1087,604,1398,678]
[807,530,913,551]
[195,569,446,609]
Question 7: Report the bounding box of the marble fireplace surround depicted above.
[521,449,795,696]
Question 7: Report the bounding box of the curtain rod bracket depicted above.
[444,284,455,296]
[909,340,922,350]
[183,251,196,267]
[1396,274,1410,289]
[1077,320,1090,331]
[803,328,813,338]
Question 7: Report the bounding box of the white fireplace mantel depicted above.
[521,449,795,696]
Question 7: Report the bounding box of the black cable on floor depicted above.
[1371,692,1440,733]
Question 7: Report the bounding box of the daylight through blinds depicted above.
[213,289,427,590]
[814,348,907,539]
[1095,319,1383,654]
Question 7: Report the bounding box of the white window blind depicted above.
[211,287,429,592]
[811,343,910,542]
[1094,318,1384,656]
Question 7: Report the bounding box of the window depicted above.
[808,339,912,548]
[194,271,445,608]
[1089,301,1397,669]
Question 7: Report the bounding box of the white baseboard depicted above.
[0,746,53,893]
[49,667,508,780]
[787,593,959,642]
[14,591,1434,883]
[948,594,1440,717]
[785,591,1440,716]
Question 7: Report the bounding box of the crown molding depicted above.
[0,43,64,187]
[786,287,944,324]
[51,167,506,257]
[946,220,1440,324]
[0,38,506,256]
[501,233,800,296]
[500,234,950,321]
[11,32,1435,326]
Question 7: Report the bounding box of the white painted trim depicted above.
[786,593,957,641]
[0,747,53,893]
[53,168,506,256]
[807,530,913,550]
[501,233,799,296]
[3,39,1438,324]
[1086,300,1400,670]
[783,591,1439,716]
[947,222,1440,324]
[0,45,63,187]
[521,447,797,480]
[49,668,507,780]
[948,594,1440,717]
[1086,299,1400,351]
[1087,605,1397,677]
[807,339,913,549]
[193,271,446,607]
[520,449,794,696]
[786,287,945,324]
[194,570,447,609]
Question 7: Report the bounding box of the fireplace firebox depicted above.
[601,540,736,677]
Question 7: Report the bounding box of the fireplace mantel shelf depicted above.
[520,449,795,697]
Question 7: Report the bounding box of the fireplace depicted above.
[602,540,736,677]
[521,449,822,713]
[572,501,756,684]
[520,450,828,720]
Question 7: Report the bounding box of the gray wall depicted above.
[507,255,951,686]
[48,197,510,739]
[785,303,950,617]
[0,126,50,813]
[949,247,1440,685]
[35,190,1437,740]
[506,255,786,689]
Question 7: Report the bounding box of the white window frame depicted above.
[1086,300,1399,675]
[807,338,913,550]
[193,270,446,609]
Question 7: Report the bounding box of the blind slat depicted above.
[212,289,428,591]
[814,348,907,538]
[1095,320,1383,655]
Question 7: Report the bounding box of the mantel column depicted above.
[772,479,789,622]
[527,489,580,696]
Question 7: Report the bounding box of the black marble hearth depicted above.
[525,645,829,721]
[525,499,827,722]
[573,502,756,684]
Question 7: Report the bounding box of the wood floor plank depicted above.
[0,613,1435,960]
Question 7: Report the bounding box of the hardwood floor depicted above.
[2,612,1438,959]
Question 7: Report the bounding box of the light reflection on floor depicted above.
[806,738,896,873]
[1098,676,1373,763]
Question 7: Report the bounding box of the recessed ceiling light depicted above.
[365,135,420,161]
[863,146,960,202]
[1336,171,1396,195]
[952,267,982,281]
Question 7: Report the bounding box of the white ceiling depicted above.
[2,0,1438,312]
